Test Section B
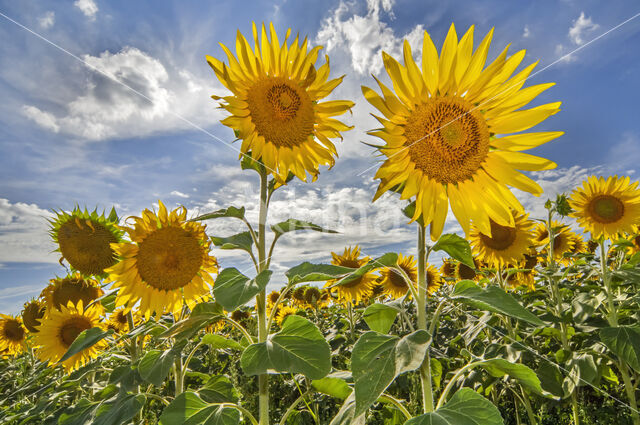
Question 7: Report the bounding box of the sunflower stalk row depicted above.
[2,21,640,425]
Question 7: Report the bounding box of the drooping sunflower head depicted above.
[504,269,535,291]
[34,301,106,372]
[106,201,219,319]
[304,286,322,306]
[49,207,122,277]
[379,253,417,299]
[21,298,45,333]
[207,22,354,183]
[40,273,103,314]
[267,290,281,306]
[292,286,308,306]
[0,315,27,356]
[534,221,576,264]
[426,265,443,295]
[230,309,250,324]
[364,24,561,240]
[469,211,534,268]
[569,233,587,255]
[455,259,480,281]
[569,176,640,240]
[440,258,456,280]
[276,305,298,326]
[326,246,377,303]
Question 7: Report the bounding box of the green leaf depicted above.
[139,340,188,387]
[286,262,354,284]
[160,302,224,340]
[536,361,564,398]
[334,253,398,288]
[405,388,503,425]
[210,232,254,253]
[191,206,245,221]
[214,268,272,311]
[312,376,352,399]
[93,393,146,425]
[329,393,365,425]
[241,315,331,379]
[159,391,240,425]
[60,328,113,362]
[432,233,474,268]
[600,326,640,373]
[451,280,544,326]
[271,219,338,236]
[352,330,429,416]
[200,375,239,404]
[431,358,443,389]
[476,358,545,395]
[201,334,243,350]
[58,399,98,425]
[363,303,399,334]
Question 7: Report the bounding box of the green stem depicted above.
[379,394,413,420]
[521,386,537,425]
[257,166,270,425]
[174,356,184,396]
[278,390,310,425]
[416,223,434,413]
[223,316,254,344]
[437,361,482,409]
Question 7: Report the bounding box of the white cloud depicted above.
[569,12,599,45]
[316,0,423,74]
[0,199,57,264]
[523,25,530,38]
[554,44,578,64]
[22,47,223,141]
[38,11,55,29]
[170,191,190,199]
[74,0,99,21]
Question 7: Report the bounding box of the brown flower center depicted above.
[588,195,625,223]
[59,316,92,347]
[51,278,102,311]
[136,226,204,291]
[457,263,476,280]
[479,220,517,251]
[403,96,490,184]
[22,302,45,333]
[246,77,314,148]
[3,319,25,342]
[58,219,117,275]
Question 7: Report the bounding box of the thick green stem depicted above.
[416,223,434,413]
[257,166,270,425]
[174,356,184,396]
[437,361,482,409]
[521,387,537,425]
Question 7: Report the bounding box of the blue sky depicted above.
[1,0,639,313]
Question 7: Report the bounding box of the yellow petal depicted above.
[421,30,440,96]
[489,102,561,134]
[490,131,564,151]
[494,151,557,171]
[438,23,458,94]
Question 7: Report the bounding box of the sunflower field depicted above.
[3,21,640,425]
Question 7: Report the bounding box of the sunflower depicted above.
[469,211,534,268]
[106,201,218,319]
[40,273,103,314]
[0,315,27,356]
[34,301,106,372]
[440,259,457,282]
[569,233,587,255]
[22,299,45,333]
[267,290,281,307]
[230,309,250,324]
[455,259,480,281]
[627,234,640,256]
[363,24,561,240]
[505,269,535,291]
[378,253,417,299]
[292,286,308,307]
[207,22,354,183]
[569,176,640,240]
[49,207,122,277]
[303,286,322,307]
[534,222,576,265]
[107,308,140,334]
[325,246,377,303]
[275,305,298,326]
[426,265,443,295]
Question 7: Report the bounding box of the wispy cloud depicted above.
[569,12,599,45]
[37,11,55,29]
[74,0,99,21]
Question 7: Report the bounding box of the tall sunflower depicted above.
[22,299,46,333]
[207,22,354,183]
[106,201,218,319]
[326,246,377,303]
[379,253,417,299]
[0,315,27,356]
[569,176,640,240]
[34,301,106,372]
[40,273,103,314]
[49,207,122,277]
[534,222,576,265]
[363,24,561,240]
[469,211,534,267]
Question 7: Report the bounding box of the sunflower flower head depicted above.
[326,246,377,303]
[207,22,354,183]
[105,201,218,320]
[470,211,534,268]
[378,253,417,299]
[40,273,103,315]
[569,176,640,240]
[304,286,322,307]
[426,265,443,295]
[22,298,46,333]
[534,221,576,265]
[34,301,106,372]
[363,24,561,240]
[276,305,298,326]
[107,308,140,334]
[49,207,123,277]
[0,315,27,356]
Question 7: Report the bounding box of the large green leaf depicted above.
[271,219,337,236]
[352,330,429,416]
[160,302,224,340]
[60,328,113,362]
[93,393,146,425]
[312,376,352,400]
[286,262,354,284]
[537,361,564,398]
[210,232,254,254]
[240,315,331,379]
[159,391,240,425]
[191,206,245,221]
[329,393,365,425]
[600,326,640,372]
[451,280,543,326]
[363,303,399,334]
[334,253,398,288]
[201,334,243,350]
[432,233,474,268]
[200,375,239,404]
[58,399,98,425]
[475,358,545,395]
[213,268,272,311]
[405,388,503,425]
[139,340,188,387]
